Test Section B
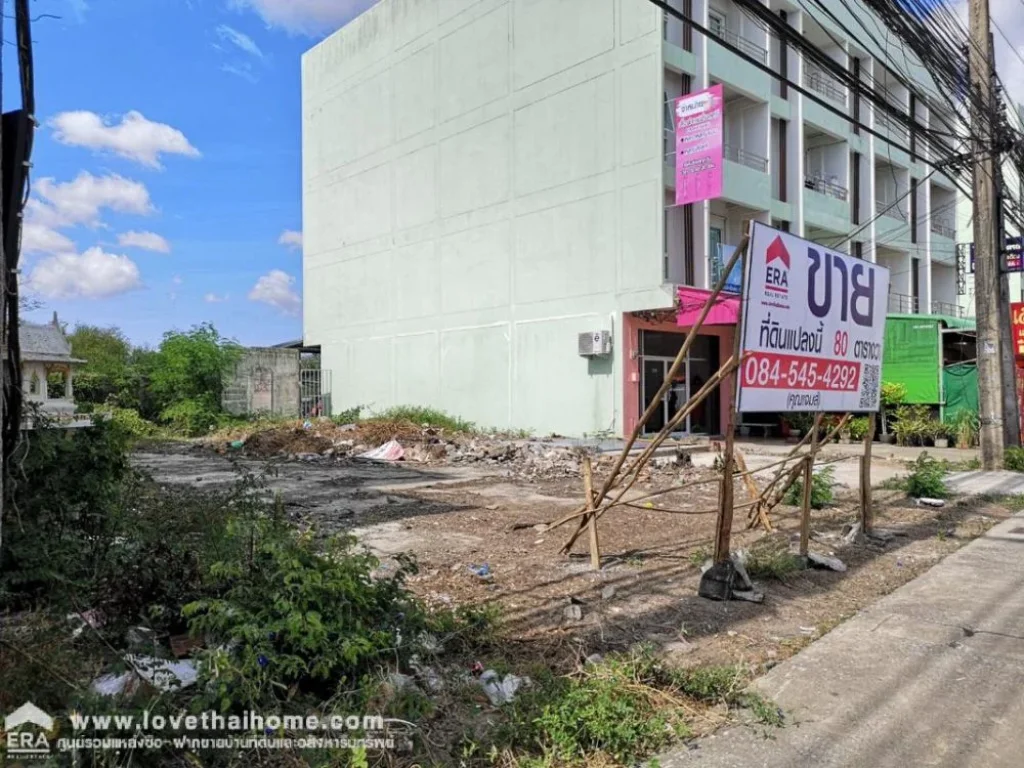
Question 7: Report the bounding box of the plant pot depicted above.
[786,429,802,444]
[934,438,949,448]
[879,433,896,444]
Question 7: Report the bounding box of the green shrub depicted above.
[1005,447,1024,473]
[160,396,221,436]
[892,405,932,446]
[948,410,980,448]
[904,452,949,498]
[333,405,364,425]
[100,407,159,438]
[369,405,476,433]
[184,527,427,705]
[848,416,871,441]
[785,464,835,509]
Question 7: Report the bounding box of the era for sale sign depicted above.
[737,223,890,413]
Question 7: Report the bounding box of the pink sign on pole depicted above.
[674,84,724,206]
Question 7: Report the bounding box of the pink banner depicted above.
[677,286,740,327]
[674,84,724,206]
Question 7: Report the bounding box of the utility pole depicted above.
[969,0,1005,469]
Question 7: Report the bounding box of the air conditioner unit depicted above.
[578,331,613,357]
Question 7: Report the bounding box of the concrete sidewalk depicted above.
[658,510,1024,768]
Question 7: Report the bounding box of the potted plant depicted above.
[892,404,930,447]
[839,423,853,443]
[930,420,950,449]
[878,382,907,443]
[784,413,813,443]
[848,416,870,443]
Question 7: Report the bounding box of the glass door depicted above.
[641,356,691,435]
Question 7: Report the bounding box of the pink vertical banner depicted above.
[674,84,724,206]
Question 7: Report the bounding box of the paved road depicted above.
[658,509,1024,768]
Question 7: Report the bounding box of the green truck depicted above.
[881,314,977,421]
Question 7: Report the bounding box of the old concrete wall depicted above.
[223,348,301,418]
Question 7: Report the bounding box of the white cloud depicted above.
[222,62,258,83]
[205,292,230,303]
[216,24,264,57]
[278,229,303,250]
[118,230,171,253]
[49,110,200,169]
[22,223,75,255]
[29,247,142,300]
[248,269,301,315]
[28,172,153,230]
[228,0,375,35]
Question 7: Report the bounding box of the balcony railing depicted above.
[889,292,919,313]
[876,198,908,222]
[875,110,908,138]
[724,144,768,172]
[931,219,956,239]
[712,27,768,64]
[931,300,966,317]
[805,68,846,105]
[804,174,849,201]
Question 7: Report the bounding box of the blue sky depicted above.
[2,0,374,348]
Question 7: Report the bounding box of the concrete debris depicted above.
[731,589,765,603]
[478,670,527,706]
[806,551,847,572]
[917,497,946,508]
[730,550,755,590]
[359,440,405,462]
[663,638,695,654]
[563,604,584,622]
[601,585,618,600]
[585,653,604,665]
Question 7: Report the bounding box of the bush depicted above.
[904,452,949,498]
[160,396,221,436]
[1005,447,1024,473]
[785,464,835,509]
[848,416,871,441]
[185,527,428,705]
[99,407,159,439]
[892,405,932,446]
[948,409,980,448]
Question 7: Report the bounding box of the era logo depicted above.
[764,236,790,294]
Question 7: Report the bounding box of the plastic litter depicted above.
[229,440,245,450]
[468,563,491,578]
[91,656,198,696]
[478,670,527,706]
[359,440,405,462]
[917,497,946,508]
[302,420,313,430]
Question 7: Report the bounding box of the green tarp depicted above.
[943,363,978,423]
[883,317,941,403]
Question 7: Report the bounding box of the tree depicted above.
[148,324,241,434]
[67,325,132,405]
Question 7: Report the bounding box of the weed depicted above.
[878,476,909,491]
[672,664,745,701]
[740,692,785,727]
[688,546,711,568]
[744,549,803,581]
[784,465,835,509]
[333,405,365,425]
[905,452,949,498]
[369,405,476,433]
[1005,447,1024,473]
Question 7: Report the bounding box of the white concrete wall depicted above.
[302,0,666,435]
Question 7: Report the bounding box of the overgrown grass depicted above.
[745,549,803,580]
[784,465,835,509]
[370,405,477,433]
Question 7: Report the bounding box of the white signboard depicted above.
[737,222,890,413]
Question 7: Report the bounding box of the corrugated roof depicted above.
[19,322,79,361]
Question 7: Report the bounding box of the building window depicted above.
[708,9,726,37]
[29,372,39,395]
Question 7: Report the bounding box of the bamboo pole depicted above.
[798,412,823,558]
[583,456,600,571]
[586,236,748,508]
[712,240,749,564]
[860,412,876,534]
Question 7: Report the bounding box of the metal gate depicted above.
[300,369,332,418]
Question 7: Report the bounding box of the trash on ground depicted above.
[806,551,847,572]
[229,439,245,450]
[92,656,198,696]
[917,497,946,508]
[478,670,527,706]
[468,563,491,578]
[359,440,405,462]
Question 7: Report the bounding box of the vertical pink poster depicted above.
[674,84,724,206]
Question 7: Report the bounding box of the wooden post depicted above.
[583,456,601,571]
[799,412,823,557]
[712,240,749,564]
[860,412,876,534]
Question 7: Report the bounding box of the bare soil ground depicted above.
[136,443,1009,673]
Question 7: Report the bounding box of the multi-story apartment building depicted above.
[301,0,984,437]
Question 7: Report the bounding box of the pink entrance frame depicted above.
[622,288,739,437]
